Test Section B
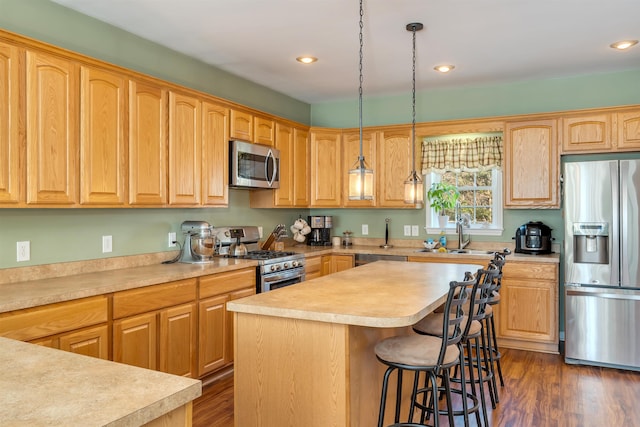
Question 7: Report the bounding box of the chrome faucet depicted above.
[455,202,471,250]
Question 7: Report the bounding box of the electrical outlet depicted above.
[411,225,419,236]
[362,224,369,235]
[102,235,113,253]
[17,241,30,262]
[258,226,263,238]
[168,232,177,248]
[403,225,411,236]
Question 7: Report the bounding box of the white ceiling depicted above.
[51,0,640,104]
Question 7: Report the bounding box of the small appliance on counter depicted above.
[307,216,332,246]
[513,221,553,254]
[178,220,216,263]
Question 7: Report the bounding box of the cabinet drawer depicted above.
[113,279,197,319]
[0,296,108,342]
[305,256,322,274]
[503,262,558,281]
[200,268,256,298]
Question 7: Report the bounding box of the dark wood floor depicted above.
[193,348,640,426]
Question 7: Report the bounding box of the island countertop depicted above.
[0,337,201,427]
[227,260,482,328]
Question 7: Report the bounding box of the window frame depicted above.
[424,169,503,236]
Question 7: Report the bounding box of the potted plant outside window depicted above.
[427,182,460,229]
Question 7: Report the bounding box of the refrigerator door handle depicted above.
[566,288,640,301]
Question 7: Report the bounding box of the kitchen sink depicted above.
[415,248,496,255]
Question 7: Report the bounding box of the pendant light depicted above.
[403,22,424,208]
[348,0,374,200]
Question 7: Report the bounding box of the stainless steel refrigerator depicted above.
[564,159,640,371]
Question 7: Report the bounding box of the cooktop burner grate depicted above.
[244,250,297,260]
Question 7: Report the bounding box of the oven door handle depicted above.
[263,268,305,284]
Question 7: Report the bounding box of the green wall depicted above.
[1,0,638,270]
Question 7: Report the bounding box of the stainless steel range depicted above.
[215,226,306,293]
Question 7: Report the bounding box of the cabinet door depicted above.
[79,66,126,205]
[26,50,79,205]
[59,324,109,360]
[230,109,253,141]
[320,255,332,276]
[342,130,376,207]
[254,116,275,146]
[310,129,342,207]
[378,128,415,208]
[198,294,228,376]
[226,287,255,363]
[0,41,22,204]
[202,101,229,206]
[561,114,612,153]
[169,91,201,205]
[113,312,157,370]
[160,303,196,377]
[332,255,354,273]
[274,122,294,206]
[504,119,559,208]
[616,110,640,151]
[293,128,310,206]
[128,79,167,206]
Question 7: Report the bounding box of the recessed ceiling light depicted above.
[434,65,455,73]
[296,56,318,64]
[610,40,638,50]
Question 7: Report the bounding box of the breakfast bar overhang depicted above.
[227,260,483,426]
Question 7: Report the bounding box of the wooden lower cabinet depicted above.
[112,279,197,377]
[408,256,559,353]
[496,262,559,353]
[0,296,109,359]
[321,254,354,276]
[198,268,256,378]
[305,255,323,281]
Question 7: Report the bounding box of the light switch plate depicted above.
[411,225,419,236]
[362,224,369,235]
[102,235,113,253]
[403,225,411,236]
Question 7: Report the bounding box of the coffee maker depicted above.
[307,216,332,246]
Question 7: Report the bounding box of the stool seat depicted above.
[375,334,459,368]
[413,314,481,337]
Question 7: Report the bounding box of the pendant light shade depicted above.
[348,0,374,200]
[403,22,424,208]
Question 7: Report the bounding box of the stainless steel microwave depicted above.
[229,140,280,189]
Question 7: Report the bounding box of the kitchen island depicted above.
[227,260,482,427]
[0,336,201,426]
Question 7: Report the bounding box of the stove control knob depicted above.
[270,265,277,272]
[275,264,281,270]
[284,262,290,269]
[292,261,299,267]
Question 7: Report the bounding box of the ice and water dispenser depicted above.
[573,222,609,264]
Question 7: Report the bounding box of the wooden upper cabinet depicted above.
[201,101,229,206]
[342,130,376,207]
[293,128,310,206]
[377,127,416,208]
[0,41,22,205]
[616,110,640,151]
[254,116,275,146]
[504,119,559,208]
[79,66,127,205]
[310,128,342,207]
[230,108,253,141]
[25,50,79,205]
[561,113,612,153]
[273,122,294,206]
[168,91,201,206]
[128,79,168,206]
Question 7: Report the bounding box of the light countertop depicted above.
[0,337,201,426]
[227,260,483,328]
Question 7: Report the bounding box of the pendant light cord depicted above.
[411,25,417,174]
[358,0,364,162]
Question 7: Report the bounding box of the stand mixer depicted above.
[178,220,216,263]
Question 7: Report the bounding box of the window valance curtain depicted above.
[421,135,503,174]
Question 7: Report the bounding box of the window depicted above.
[425,169,503,236]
